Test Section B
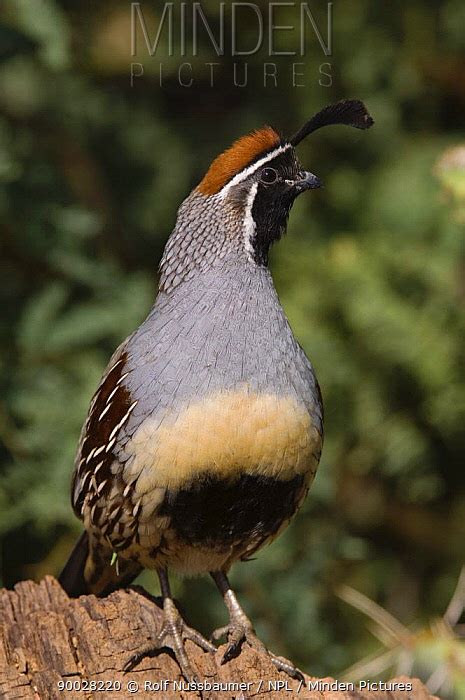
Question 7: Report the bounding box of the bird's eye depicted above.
[260,168,278,185]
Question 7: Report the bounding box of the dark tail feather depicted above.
[58,531,90,597]
[59,531,143,598]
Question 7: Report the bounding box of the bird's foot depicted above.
[212,615,304,681]
[124,597,216,682]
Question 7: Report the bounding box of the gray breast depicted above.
[122,259,321,434]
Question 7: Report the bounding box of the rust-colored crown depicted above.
[196,101,374,197]
[197,126,281,196]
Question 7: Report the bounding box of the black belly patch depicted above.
[158,473,305,547]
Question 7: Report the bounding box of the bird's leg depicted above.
[124,568,216,682]
[210,570,304,681]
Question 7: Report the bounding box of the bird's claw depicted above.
[124,599,215,682]
[212,619,304,681]
[268,652,305,682]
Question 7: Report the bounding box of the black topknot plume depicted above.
[289,99,374,147]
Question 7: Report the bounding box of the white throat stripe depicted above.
[219,143,291,197]
[243,181,258,262]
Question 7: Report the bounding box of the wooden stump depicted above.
[0,577,436,699]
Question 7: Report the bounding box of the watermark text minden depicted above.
[130,2,333,87]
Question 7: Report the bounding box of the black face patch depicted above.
[250,149,303,265]
[158,472,304,548]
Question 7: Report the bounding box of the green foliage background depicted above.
[1,0,464,692]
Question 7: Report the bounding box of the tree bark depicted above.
[0,577,436,700]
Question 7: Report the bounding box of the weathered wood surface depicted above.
[0,577,436,699]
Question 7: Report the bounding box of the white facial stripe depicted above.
[219,143,291,197]
[243,181,258,262]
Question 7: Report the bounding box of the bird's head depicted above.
[160,100,373,292]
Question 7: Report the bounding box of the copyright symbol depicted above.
[127,680,139,693]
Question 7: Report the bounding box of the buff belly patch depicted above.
[121,387,321,497]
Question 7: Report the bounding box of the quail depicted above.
[59,99,373,681]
